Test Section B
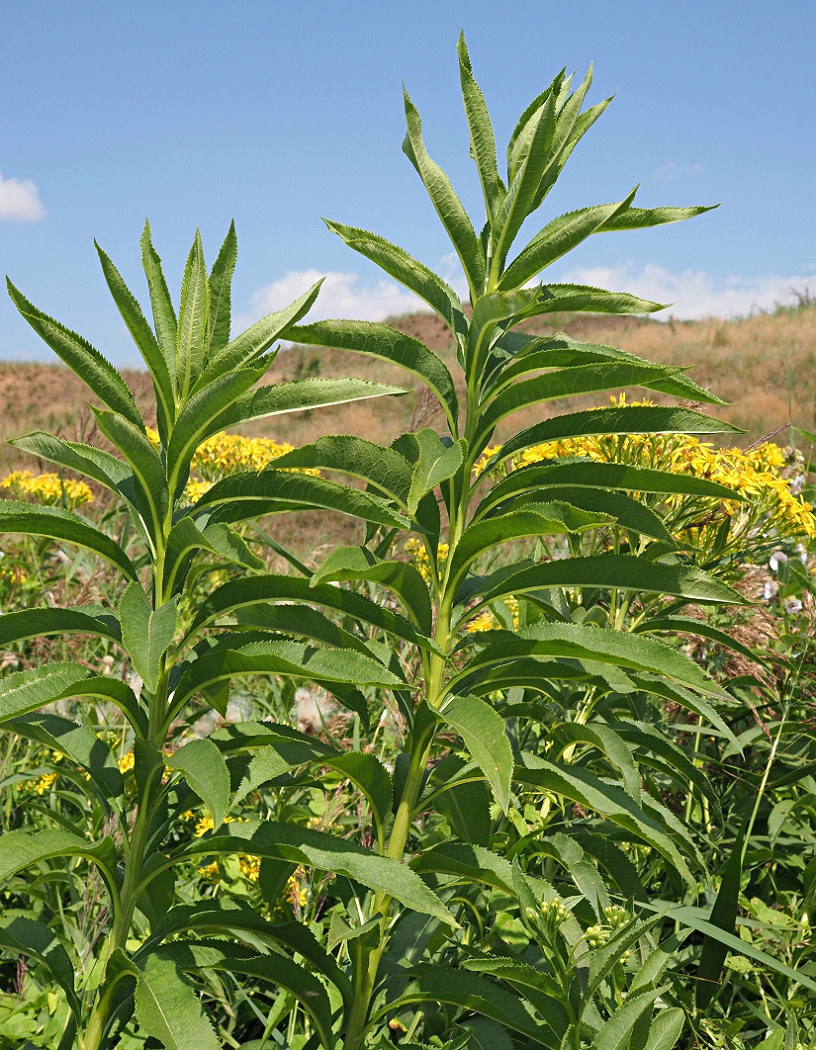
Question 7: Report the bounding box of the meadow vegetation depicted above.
[1,35,815,1050]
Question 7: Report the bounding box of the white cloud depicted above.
[653,160,704,183]
[236,268,427,330]
[0,168,45,223]
[554,260,816,320]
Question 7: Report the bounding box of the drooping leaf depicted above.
[9,712,123,800]
[0,608,120,649]
[0,500,137,579]
[440,694,513,813]
[8,431,134,496]
[7,279,143,427]
[0,663,89,722]
[119,583,178,693]
[0,918,81,1019]
[167,738,230,829]
[135,953,219,1050]
[272,434,414,504]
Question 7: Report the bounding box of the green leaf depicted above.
[51,674,146,735]
[635,615,764,667]
[7,431,134,495]
[273,434,414,504]
[0,607,120,649]
[476,458,743,519]
[202,278,321,381]
[176,230,211,398]
[426,755,491,846]
[458,32,505,223]
[0,829,118,894]
[194,469,409,531]
[599,204,718,232]
[289,320,458,432]
[0,918,81,1019]
[550,723,641,803]
[231,745,295,806]
[7,279,143,428]
[696,825,746,1009]
[8,712,123,801]
[643,1008,685,1050]
[135,953,219,1050]
[183,821,456,925]
[93,408,168,540]
[0,500,137,580]
[449,503,610,589]
[324,220,467,342]
[477,361,681,441]
[383,965,558,1045]
[440,695,512,813]
[189,570,434,650]
[402,87,485,295]
[119,582,177,693]
[327,752,393,835]
[589,988,666,1050]
[500,192,637,289]
[172,639,402,714]
[407,429,465,514]
[0,663,89,722]
[515,755,696,886]
[499,405,743,462]
[504,487,675,545]
[207,220,237,356]
[167,738,230,829]
[411,842,515,895]
[141,221,178,380]
[472,555,744,614]
[95,240,175,433]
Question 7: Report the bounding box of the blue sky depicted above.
[1,1,814,365]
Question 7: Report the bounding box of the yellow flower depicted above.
[34,772,58,795]
[1,470,93,509]
[117,750,135,773]
[239,855,261,882]
[404,538,449,584]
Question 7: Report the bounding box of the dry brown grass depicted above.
[3,306,815,481]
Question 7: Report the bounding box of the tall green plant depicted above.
[0,224,433,1049]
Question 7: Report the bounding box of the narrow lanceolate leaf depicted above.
[135,954,219,1050]
[172,639,403,712]
[476,459,744,520]
[213,375,406,433]
[7,279,143,427]
[499,192,637,289]
[473,555,744,613]
[201,278,321,381]
[8,712,123,800]
[0,500,137,579]
[0,663,88,722]
[289,320,459,432]
[599,204,718,232]
[176,230,211,398]
[52,675,146,735]
[499,405,743,462]
[324,220,467,340]
[515,755,696,887]
[93,409,168,540]
[589,988,666,1050]
[502,488,675,545]
[696,824,746,1008]
[141,221,178,380]
[310,549,433,635]
[440,694,513,813]
[451,622,734,701]
[95,240,175,429]
[183,821,456,924]
[527,282,666,317]
[0,918,81,1019]
[477,362,679,441]
[8,432,133,495]
[119,582,177,693]
[458,32,505,222]
[326,752,393,834]
[0,608,120,649]
[193,469,409,531]
[207,220,237,356]
[402,87,485,294]
[408,429,465,514]
[449,503,610,588]
[166,364,265,486]
[167,738,230,829]
[272,435,414,505]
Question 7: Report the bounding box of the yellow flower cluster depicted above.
[0,565,28,585]
[492,395,816,547]
[404,538,450,584]
[464,596,519,633]
[145,427,319,504]
[33,772,57,795]
[0,470,93,509]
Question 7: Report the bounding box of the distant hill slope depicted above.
[3,307,815,473]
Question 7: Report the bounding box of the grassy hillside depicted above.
[3,305,815,477]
